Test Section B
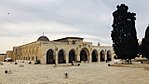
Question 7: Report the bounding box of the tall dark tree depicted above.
[141,25,149,59]
[111,4,139,62]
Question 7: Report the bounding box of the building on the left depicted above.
[0,51,14,62]
[0,54,6,61]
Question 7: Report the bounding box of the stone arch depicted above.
[107,50,112,61]
[58,49,66,63]
[80,48,89,62]
[92,49,98,62]
[100,50,105,62]
[46,49,55,64]
[69,49,76,63]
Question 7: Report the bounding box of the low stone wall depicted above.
[143,61,149,64]
[109,63,149,70]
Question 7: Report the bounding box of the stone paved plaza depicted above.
[0,62,149,84]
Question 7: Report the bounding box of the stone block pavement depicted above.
[0,62,149,84]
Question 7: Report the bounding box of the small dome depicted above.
[37,35,49,41]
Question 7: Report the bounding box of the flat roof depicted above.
[0,54,6,55]
[54,37,84,41]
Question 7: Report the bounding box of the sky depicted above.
[0,0,149,53]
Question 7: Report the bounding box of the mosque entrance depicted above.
[58,49,66,63]
[92,50,98,62]
[69,50,76,63]
[80,48,89,62]
[100,50,105,62]
[107,50,112,61]
[46,49,55,64]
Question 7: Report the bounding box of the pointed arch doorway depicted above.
[92,50,98,62]
[46,49,55,64]
[69,49,76,63]
[100,50,105,62]
[58,49,66,63]
[107,50,112,61]
[80,48,89,62]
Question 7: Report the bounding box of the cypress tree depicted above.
[141,25,149,59]
[111,4,139,63]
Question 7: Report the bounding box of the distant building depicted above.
[5,51,14,61]
[0,54,6,61]
[7,35,114,64]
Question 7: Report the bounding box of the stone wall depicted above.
[11,37,114,64]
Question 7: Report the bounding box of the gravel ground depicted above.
[0,62,149,84]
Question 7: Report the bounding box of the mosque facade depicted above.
[9,35,114,64]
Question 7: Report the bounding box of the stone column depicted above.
[88,54,92,63]
[76,54,80,62]
[111,52,115,61]
[98,54,101,62]
[104,49,107,62]
[66,54,69,64]
[105,54,107,62]
[55,51,58,65]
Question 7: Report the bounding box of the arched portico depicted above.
[80,48,89,62]
[100,50,105,62]
[69,49,76,63]
[92,49,98,62]
[58,49,66,63]
[107,50,112,61]
[46,49,55,64]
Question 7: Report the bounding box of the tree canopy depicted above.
[111,4,139,60]
[141,25,149,59]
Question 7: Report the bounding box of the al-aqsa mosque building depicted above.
[6,35,114,64]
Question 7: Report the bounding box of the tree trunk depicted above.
[129,59,132,64]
